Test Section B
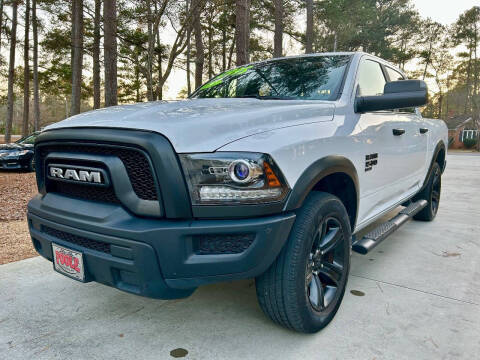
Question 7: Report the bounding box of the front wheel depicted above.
[255,192,351,333]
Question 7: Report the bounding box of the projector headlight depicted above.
[179,152,289,205]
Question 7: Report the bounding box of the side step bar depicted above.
[352,200,428,255]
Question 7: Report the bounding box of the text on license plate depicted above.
[52,243,85,282]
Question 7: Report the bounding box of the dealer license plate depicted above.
[52,243,85,282]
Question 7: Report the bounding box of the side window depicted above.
[385,66,416,113]
[357,60,386,96]
[385,67,404,81]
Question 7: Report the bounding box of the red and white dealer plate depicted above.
[52,243,85,282]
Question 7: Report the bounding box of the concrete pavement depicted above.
[1,153,479,359]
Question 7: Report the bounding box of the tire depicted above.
[25,157,35,172]
[255,192,351,333]
[413,162,441,221]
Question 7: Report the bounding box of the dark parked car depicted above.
[0,132,40,171]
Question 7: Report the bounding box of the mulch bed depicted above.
[0,171,38,264]
[0,172,38,221]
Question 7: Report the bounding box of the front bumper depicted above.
[28,194,295,299]
[0,156,30,169]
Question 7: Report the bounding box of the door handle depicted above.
[420,128,429,134]
[392,128,405,136]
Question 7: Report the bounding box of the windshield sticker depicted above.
[201,66,253,90]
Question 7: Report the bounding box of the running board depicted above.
[352,200,428,255]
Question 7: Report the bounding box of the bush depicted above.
[463,138,478,149]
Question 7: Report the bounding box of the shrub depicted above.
[463,138,478,149]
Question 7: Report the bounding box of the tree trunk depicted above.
[273,0,283,58]
[71,0,83,116]
[227,37,235,69]
[146,0,154,101]
[245,0,250,62]
[193,0,204,89]
[135,53,140,102]
[5,0,18,143]
[22,0,30,137]
[0,0,4,54]
[32,0,40,131]
[221,6,227,72]
[104,0,118,107]
[93,0,101,109]
[305,0,313,53]
[208,14,213,78]
[235,0,249,65]
[156,28,163,100]
[186,0,192,95]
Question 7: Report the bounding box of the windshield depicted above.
[191,55,351,101]
[16,133,38,145]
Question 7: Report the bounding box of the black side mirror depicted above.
[355,80,428,113]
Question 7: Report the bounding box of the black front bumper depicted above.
[0,155,32,169]
[28,194,295,299]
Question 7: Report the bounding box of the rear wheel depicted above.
[413,162,441,221]
[255,192,351,333]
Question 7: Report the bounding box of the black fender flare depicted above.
[421,141,446,190]
[283,155,360,225]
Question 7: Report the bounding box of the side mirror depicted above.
[355,80,428,113]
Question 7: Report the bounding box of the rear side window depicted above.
[357,60,386,96]
[385,66,416,113]
[385,67,405,81]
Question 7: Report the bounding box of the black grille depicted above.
[49,181,120,204]
[40,144,158,201]
[43,226,111,254]
[193,234,255,255]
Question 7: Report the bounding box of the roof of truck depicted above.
[244,51,396,69]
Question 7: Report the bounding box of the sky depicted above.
[164,0,480,99]
[413,0,478,25]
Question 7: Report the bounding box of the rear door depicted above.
[354,59,420,223]
[384,66,428,186]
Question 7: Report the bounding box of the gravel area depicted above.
[0,171,38,264]
[0,220,35,265]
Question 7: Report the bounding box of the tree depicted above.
[32,0,40,130]
[418,20,445,80]
[235,0,249,65]
[0,0,4,54]
[193,0,205,88]
[92,0,101,109]
[186,0,192,94]
[5,0,19,143]
[71,0,83,116]
[22,0,31,136]
[305,0,313,53]
[273,0,283,57]
[104,0,118,107]
[453,7,480,117]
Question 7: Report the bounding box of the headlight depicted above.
[0,150,29,157]
[179,152,289,205]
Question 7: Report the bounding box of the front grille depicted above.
[193,234,255,255]
[40,144,158,201]
[49,181,120,204]
[43,225,111,254]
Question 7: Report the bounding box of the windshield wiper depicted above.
[235,95,293,100]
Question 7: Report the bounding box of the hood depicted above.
[45,98,335,152]
[0,143,33,151]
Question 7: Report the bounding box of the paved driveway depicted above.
[1,154,479,359]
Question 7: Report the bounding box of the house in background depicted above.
[446,116,479,149]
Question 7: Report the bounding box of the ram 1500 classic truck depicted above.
[27,52,447,333]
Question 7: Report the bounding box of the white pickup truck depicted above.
[28,52,447,333]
